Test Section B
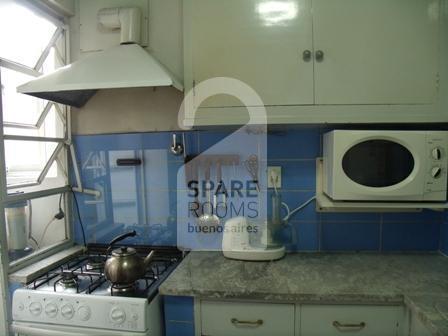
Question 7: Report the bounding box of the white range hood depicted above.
[17,7,183,108]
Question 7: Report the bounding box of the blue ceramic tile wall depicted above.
[73,127,443,252]
[440,213,448,255]
[164,296,195,336]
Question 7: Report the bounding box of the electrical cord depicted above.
[71,190,87,247]
[282,196,316,223]
[269,172,315,223]
[27,200,38,248]
[54,193,65,220]
[37,193,66,248]
[37,217,57,248]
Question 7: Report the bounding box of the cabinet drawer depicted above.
[301,305,402,336]
[201,301,294,336]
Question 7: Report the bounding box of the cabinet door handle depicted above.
[303,50,312,62]
[333,321,366,332]
[315,50,325,62]
[231,318,263,327]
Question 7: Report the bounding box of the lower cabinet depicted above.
[201,301,295,336]
[164,297,433,336]
[300,305,403,336]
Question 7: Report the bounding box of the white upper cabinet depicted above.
[185,0,314,107]
[313,0,439,105]
[184,0,444,124]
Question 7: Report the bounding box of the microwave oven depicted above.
[323,130,448,202]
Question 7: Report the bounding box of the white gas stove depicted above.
[11,246,181,336]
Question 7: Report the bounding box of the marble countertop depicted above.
[159,252,448,335]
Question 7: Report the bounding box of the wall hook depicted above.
[170,133,184,156]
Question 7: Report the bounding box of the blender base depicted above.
[223,246,286,261]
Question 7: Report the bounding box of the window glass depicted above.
[5,140,58,187]
[3,106,65,138]
[6,193,67,263]
[0,0,67,193]
[40,32,66,74]
[0,0,57,68]
[1,67,47,125]
[342,140,415,188]
[0,0,69,265]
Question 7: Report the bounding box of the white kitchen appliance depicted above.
[222,217,285,261]
[323,130,448,201]
[6,200,33,261]
[11,247,181,336]
[17,7,182,108]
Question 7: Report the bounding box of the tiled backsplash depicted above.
[441,213,448,255]
[73,127,443,252]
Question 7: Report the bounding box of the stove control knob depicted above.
[45,303,58,318]
[432,148,442,160]
[110,307,126,324]
[78,306,91,321]
[61,304,75,319]
[29,302,42,316]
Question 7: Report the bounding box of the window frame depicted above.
[0,0,74,274]
[0,6,68,191]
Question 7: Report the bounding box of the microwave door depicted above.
[336,137,427,201]
[342,139,415,189]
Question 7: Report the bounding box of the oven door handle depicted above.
[12,324,84,336]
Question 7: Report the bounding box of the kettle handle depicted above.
[108,230,137,249]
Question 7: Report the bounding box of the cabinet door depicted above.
[300,305,403,336]
[313,0,439,105]
[186,0,314,108]
[201,301,295,336]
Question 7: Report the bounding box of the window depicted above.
[0,0,70,264]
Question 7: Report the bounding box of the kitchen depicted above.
[0,0,448,335]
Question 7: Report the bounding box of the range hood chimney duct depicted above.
[98,7,141,45]
[17,7,183,108]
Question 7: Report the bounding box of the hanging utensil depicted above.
[244,154,260,192]
[216,160,227,210]
[198,161,220,228]
[170,133,184,156]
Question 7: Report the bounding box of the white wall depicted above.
[70,0,184,135]
[440,0,448,112]
[71,87,184,134]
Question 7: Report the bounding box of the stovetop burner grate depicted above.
[27,247,181,299]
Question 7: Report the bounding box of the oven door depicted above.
[329,131,427,201]
[11,322,151,336]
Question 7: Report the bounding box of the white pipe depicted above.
[69,145,101,198]
[119,8,141,44]
[72,187,101,198]
[98,7,141,45]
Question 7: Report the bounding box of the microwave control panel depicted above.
[424,133,448,198]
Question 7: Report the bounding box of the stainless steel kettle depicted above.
[104,230,155,284]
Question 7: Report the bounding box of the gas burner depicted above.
[86,256,106,271]
[110,283,137,297]
[26,247,182,298]
[59,272,78,289]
